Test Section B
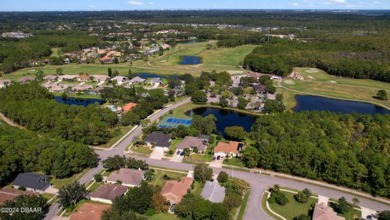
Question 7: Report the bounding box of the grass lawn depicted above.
[329,202,362,220]
[237,190,251,220]
[42,193,56,204]
[150,170,185,187]
[86,182,104,193]
[191,181,205,196]
[262,192,284,220]
[3,41,255,80]
[131,145,153,156]
[268,191,318,220]
[223,157,245,167]
[147,213,177,220]
[279,67,390,110]
[50,168,90,189]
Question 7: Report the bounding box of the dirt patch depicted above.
[284,79,295,85]
[227,70,244,75]
[330,80,337,84]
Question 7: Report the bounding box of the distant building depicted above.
[90,183,128,204]
[252,84,267,94]
[18,76,35,84]
[70,203,110,220]
[13,173,51,193]
[72,84,93,92]
[161,177,193,205]
[106,168,144,187]
[58,75,78,81]
[144,132,171,151]
[43,75,58,81]
[111,76,128,85]
[2,31,33,39]
[149,77,162,86]
[129,76,146,84]
[78,74,90,82]
[201,181,226,203]
[214,141,244,158]
[92,75,109,83]
[0,79,12,88]
[0,188,37,205]
[100,56,113,64]
[122,102,137,113]
[312,203,344,220]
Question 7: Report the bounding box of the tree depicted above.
[293,214,311,220]
[0,195,48,220]
[377,90,388,100]
[237,96,248,109]
[224,126,247,141]
[219,97,229,107]
[120,112,141,126]
[191,90,207,104]
[151,192,169,213]
[128,69,132,78]
[56,68,64,75]
[378,210,390,220]
[191,115,217,135]
[103,155,126,171]
[122,182,154,214]
[264,99,285,113]
[242,147,260,168]
[58,182,87,209]
[35,70,44,81]
[294,189,312,203]
[108,67,113,77]
[335,197,351,214]
[102,208,147,220]
[217,171,229,183]
[94,174,103,182]
[144,169,155,182]
[194,163,213,183]
[182,148,191,157]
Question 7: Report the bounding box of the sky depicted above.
[1,0,389,11]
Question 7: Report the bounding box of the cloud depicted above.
[328,0,347,3]
[289,2,301,6]
[128,1,144,5]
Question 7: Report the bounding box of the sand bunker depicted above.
[284,79,295,85]
[306,69,319,74]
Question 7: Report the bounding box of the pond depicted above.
[180,56,202,65]
[130,72,180,79]
[293,95,390,114]
[186,107,258,133]
[55,97,105,107]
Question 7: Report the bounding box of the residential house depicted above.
[70,203,110,220]
[50,84,69,93]
[13,173,51,193]
[249,72,262,79]
[252,84,267,94]
[18,76,35,84]
[176,136,208,154]
[100,56,113,64]
[43,75,58,81]
[92,75,109,83]
[201,181,226,203]
[72,84,93,92]
[214,141,244,159]
[161,177,193,206]
[90,183,128,204]
[122,102,137,113]
[78,74,90,82]
[59,75,78,81]
[0,188,36,205]
[149,77,162,86]
[111,76,128,85]
[312,203,344,220]
[106,168,144,187]
[0,79,11,88]
[161,43,171,50]
[129,76,146,84]
[144,132,171,151]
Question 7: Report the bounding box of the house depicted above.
[106,168,144,187]
[176,136,208,154]
[13,173,51,193]
[129,76,146,84]
[214,141,244,158]
[111,76,128,85]
[0,79,12,88]
[59,75,78,81]
[144,132,171,151]
[43,75,57,81]
[252,84,267,94]
[122,102,137,113]
[201,181,226,203]
[92,75,109,83]
[149,77,162,86]
[106,51,122,57]
[70,203,110,220]
[78,74,90,82]
[249,72,262,79]
[18,76,35,84]
[271,75,282,80]
[161,43,171,50]
[50,84,68,93]
[90,183,128,204]
[0,188,36,205]
[100,56,113,64]
[161,177,193,205]
[312,203,344,220]
[72,84,93,92]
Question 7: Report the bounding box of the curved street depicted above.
[45,97,390,220]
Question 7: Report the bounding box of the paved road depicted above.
[45,97,390,220]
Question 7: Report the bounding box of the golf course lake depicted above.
[131,72,180,79]
[186,107,258,133]
[293,95,390,114]
[55,97,105,106]
[180,56,202,65]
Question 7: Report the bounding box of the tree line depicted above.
[242,111,390,197]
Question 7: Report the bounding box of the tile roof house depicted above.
[72,84,93,92]
[106,168,144,187]
[78,74,90,82]
[70,203,110,220]
[201,181,226,203]
[144,132,172,150]
[176,136,208,153]
[214,141,244,158]
[59,75,78,81]
[129,76,146,84]
[90,183,128,204]
[13,173,51,193]
[0,188,37,205]
[43,75,57,81]
[18,76,35,84]
[161,177,193,205]
[312,203,344,220]
[122,102,138,113]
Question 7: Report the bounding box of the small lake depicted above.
[55,97,105,107]
[186,107,258,133]
[131,72,180,79]
[180,56,202,65]
[293,95,390,114]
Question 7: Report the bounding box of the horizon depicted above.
[1,0,389,12]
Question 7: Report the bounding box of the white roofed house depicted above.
[0,79,12,88]
[129,76,146,85]
[91,75,109,83]
[111,76,128,85]
[72,84,93,93]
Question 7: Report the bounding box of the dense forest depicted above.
[0,123,98,186]
[242,111,390,197]
[0,82,118,145]
[243,36,390,81]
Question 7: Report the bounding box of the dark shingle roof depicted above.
[144,132,171,147]
[201,181,226,203]
[252,84,267,93]
[13,173,50,191]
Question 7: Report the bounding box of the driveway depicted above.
[170,149,184,162]
[209,159,223,168]
[149,147,164,160]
